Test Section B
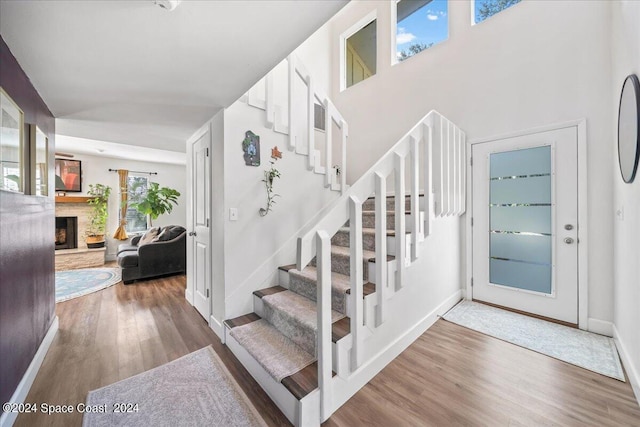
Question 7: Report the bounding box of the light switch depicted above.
[229,208,238,221]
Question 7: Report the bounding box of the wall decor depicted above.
[30,125,48,196]
[0,87,25,193]
[242,130,261,166]
[259,146,282,216]
[55,158,82,192]
[618,74,640,183]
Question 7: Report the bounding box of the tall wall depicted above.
[328,1,614,327]
[0,36,56,405]
[611,0,640,404]
[55,152,186,260]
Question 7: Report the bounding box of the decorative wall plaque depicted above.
[242,130,260,166]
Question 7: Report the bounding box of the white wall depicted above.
[611,0,640,404]
[58,152,186,259]
[328,0,614,327]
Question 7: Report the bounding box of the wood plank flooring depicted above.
[15,274,289,427]
[16,273,640,426]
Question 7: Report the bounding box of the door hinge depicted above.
[206,147,209,157]
[471,278,474,287]
[206,218,209,227]
[471,217,474,227]
[470,157,473,167]
[206,288,210,298]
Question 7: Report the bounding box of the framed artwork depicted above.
[55,159,82,192]
[30,125,48,196]
[242,130,260,166]
[0,87,25,193]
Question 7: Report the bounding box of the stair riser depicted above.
[289,273,348,315]
[331,230,376,251]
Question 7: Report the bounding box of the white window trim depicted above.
[339,9,377,92]
[124,174,150,233]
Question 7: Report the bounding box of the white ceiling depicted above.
[0,0,346,155]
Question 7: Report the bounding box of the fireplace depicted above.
[55,216,78,250]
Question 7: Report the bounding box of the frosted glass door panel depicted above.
[489,145,552,294]
[490,175,551,205]
[490,259,552,294]
[490,206,551,235]
[490,233,551,265]
[490,146,551,177]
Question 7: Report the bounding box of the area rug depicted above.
[55,268,121,302]
[443,300,625,381]
[82,346,267,427]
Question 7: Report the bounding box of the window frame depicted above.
[471,0,522,26]
[123,174,149,233]
[340,10,378,92]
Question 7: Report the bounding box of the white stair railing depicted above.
[296,110,466,422]
[244,55,348,193]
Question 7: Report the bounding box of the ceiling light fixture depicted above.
[154,0,181,11]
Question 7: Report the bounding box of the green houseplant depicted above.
[86,183,112,248]
[130,182,180,227]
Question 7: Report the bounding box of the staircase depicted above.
[224,81,466,425]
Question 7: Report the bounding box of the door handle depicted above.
[564,237,574,244]
[188,231,197,237]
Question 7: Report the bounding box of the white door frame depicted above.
[465,119,588,330]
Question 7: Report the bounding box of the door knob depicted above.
[564,237,574,244]
[188,231,197,237]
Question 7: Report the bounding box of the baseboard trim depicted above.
[587,318,613,337]
[613,325,640,407]
[209,315,224,341]
[330,290,462,414]
[0,316,59,427]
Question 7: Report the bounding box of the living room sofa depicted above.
[117,225,186,284]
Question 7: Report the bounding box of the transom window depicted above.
[344,19,377,89]
[395,0,448,63]
[473,0,521,24]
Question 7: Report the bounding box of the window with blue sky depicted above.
[395,0,448,62]
[474,0,521,24]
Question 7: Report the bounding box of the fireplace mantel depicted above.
[55,196,92,203]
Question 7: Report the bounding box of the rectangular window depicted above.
[345,19,377,88]
[125,175,148,232]
[1,87,24,193]
[473,0,521,24]
[395,0,448,63]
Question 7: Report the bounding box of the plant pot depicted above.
[86,235,105,249]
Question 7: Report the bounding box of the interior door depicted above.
[472,127,578,324]
[190,131,211,320]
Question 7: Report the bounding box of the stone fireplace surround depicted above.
[54,196,105,271]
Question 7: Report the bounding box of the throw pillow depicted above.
[138,227,159,246]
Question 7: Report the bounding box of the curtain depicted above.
[113,169,129,240]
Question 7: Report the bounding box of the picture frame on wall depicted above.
[0,87,25,193]
[30,124,49,196]
[55,158,82,192]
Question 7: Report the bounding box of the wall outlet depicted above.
[229,208,238,221]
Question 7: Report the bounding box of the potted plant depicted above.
[86,183,112,248]
[130,182,180,227]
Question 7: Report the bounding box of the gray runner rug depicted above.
[443,300,624,381]
[82,346,267,427]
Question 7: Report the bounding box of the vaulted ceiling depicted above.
[0,0,346,154]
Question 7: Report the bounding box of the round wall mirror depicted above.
[618,74,640,183]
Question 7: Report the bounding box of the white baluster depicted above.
[307,79,315,170]
[349,196,363,371]
[423,121,433,237]
[265,73,274,128]
[341,121,348,194]
[461,131,466,214]
[433,115,444,217]
[410,136,420,262]
[287,56,296,151]
[316,230,332,422]
[374,173,387,326]
[325,100,332,188]
[394,152,406,290]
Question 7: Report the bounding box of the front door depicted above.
[472,127,578,324]
[190,130,211,320]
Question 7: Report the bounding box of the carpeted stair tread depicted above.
[262,290,345,356]
[228,318,316,383]
[288,266,350,314]
[253,286,287,298]
[330,244,376,261]
[224,313,262,329]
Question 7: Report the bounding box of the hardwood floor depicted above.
[15,274,290,427]
[325,319,640,427]
[17,274,640,426]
